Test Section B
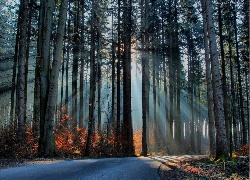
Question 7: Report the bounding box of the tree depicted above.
[79,0,85,128]
[232,3,248,146]
[43,0,68,156]
[17,0,29,141]
[122,0,134,156]
[115,0,122,154]
[201,1,216,156]
[141,0,149,156]
[217,1,230,148]
[37,0,55,156]
[85,0,97,157]
[72,0,79,131]
[202,0,228,159]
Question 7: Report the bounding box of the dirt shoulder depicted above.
[158,155,249,180]
[0,158,64,170]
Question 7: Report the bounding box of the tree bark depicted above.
[72,0,80,131]
[203,0,228,159]
[10,20,20,129]
[17,0,29,142]
[38,0,55,156]
[122,0,134,156]
[85,0,97,156]
[218,1,230,148]
[115,0,122,154]
[79,0,85,128]
[141,0,149,156]
[43,0,68,157]
[233,3,248,145]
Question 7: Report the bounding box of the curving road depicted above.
[0,157,162,180]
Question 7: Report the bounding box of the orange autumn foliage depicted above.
[133,129,142,156]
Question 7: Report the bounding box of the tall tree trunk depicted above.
[201,0,216,157]
[228,31,237,152]
[11,22,20,129]
[97,31,102,134]
[141,0,149,156]
[17,0,29,142]
[190,61,195,153]
[161,0,169,151]
[38,0,55,156]
[85,0,96,156]
[79,0,85,128]
[203,0,228,159]
[233,3,248,145]
[44,0,68,156]
[72,0,79,131]
[122,0,134,156]
[174,1,181,152]
[218,1,230,148]
[115,0,122,154]
[65,3,70,110]
[168,0,174,146]
[24,3,32,126]
[111,10,116,129]
[60,40,65,123]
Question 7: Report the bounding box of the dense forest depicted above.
[0,0,249,160]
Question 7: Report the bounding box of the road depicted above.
[0,157,162,180]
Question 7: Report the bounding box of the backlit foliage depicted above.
[133,129,142,156]
[54,112,120,157]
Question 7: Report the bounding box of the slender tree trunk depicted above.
[115,0,122,154]
[24,3,32,126]
[161,0,169,151]
[11,22,20,129]
[141,0,149,156]
[153,51,157,151]
[218,2,230,148]
[111,11,116,129]
[65,3,70,110]
[72,0,79,131]
[228,31,237,153]
[60,40,65,123]
[85,0,96,156]
[97,31,102,134]
[79,0,85,128]
[190,65,195,153]
[122,0,134,156]
[17,0,29,142]
[168,0,174,145]
[233,4,248,145]
[174,2,181,152]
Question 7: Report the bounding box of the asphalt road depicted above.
[0,157,162,180]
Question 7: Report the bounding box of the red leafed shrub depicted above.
[0,126,38,159]
[240,144,249,156]
[54,114,87,157]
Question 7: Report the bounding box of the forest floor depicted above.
[158,155,249,180]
